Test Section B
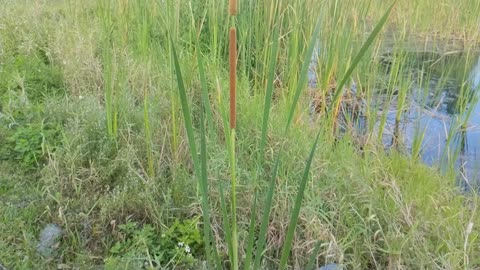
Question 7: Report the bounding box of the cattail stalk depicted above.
[229,27,237,129]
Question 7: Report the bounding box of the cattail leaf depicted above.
[171,39,217,269]
[258,22,280,166]
[284,16,322,133]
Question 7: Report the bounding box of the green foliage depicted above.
[3,122,61,167]
[107,218,204,269]
[0,51,64,101]
[0,104,62,168]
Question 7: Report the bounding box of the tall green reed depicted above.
[135,0,155,177]
[99,0,118,138]
[171,39,219,268]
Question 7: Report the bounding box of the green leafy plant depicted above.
[108,219,203,269]
[0,116,62,168]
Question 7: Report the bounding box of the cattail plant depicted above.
[170,0,395,268]
[228,1,239,269]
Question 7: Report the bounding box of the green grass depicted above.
[1,0,480,269]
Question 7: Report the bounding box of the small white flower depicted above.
[79,95,84,100]
[178,242,184,247]
[185,245,190,253]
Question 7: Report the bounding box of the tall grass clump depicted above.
[99,0,118,138]
[171,1,397,269]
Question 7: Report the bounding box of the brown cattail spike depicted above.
[229,0,237,16]
[229,27,237,129]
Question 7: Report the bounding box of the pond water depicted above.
[309,49,480,191]
[376,54,480,191]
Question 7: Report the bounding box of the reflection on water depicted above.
[378,53,480,191]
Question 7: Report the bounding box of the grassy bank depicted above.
[1,0,480,269]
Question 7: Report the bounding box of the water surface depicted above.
[309,47,480,190]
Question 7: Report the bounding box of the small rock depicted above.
[37,224,63,258]
[317,263,340,270]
